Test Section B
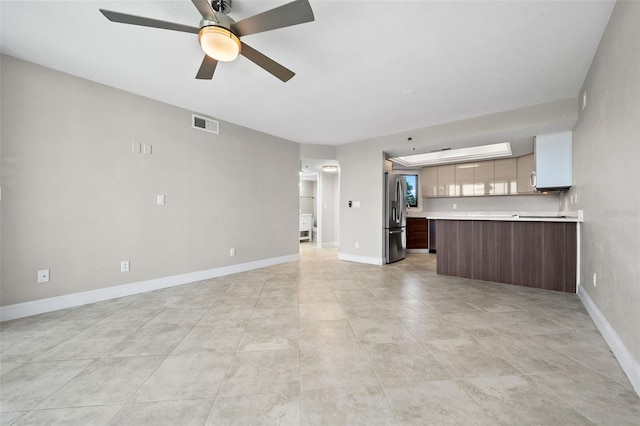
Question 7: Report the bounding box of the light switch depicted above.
[157,195,165,205]
[143,144,152,155]
[132,142,141,153]
[354,201,361,208]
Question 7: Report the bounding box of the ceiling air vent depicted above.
[192,114,219,134]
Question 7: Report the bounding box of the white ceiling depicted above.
[0,1,614,146]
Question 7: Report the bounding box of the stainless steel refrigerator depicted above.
[385,172,407,263]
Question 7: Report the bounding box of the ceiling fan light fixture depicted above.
[198,26,240,62]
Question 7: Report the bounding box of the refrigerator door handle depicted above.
[389,229,404,234]
[396,179,402,225]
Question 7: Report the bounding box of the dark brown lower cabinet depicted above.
[407,218,428,249]
[436,220,577,293]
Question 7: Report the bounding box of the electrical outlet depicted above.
[229,248,236,257]
[355,241,359,249]
[453,203,457,210]
[593,272,597,287]
[37,269,50,283]
[156,195,165,205]
[121,261,130,272]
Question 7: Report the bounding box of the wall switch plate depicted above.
[157,195,165,205]
[121,261,130,272]
[582,91,587,110]
[453,203,457,209]
[143,144,152,155]
[229,248,236,257]
[355,241,359,249]
[132,142,141,153]
[353,201,361,208]
[593,272,597,287]
[37,269,50,283]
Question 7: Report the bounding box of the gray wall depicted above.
[1,55,300,306]
[337,98,579,262]
[570,1,640,365]
[337,145,386,260]
[299,144,336,160]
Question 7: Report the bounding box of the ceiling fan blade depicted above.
[240,42,295,82]
[196,55,218,80]
[191,0,218,22]
[231,0,314,37]
[99,9,200,34]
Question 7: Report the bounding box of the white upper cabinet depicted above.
[534,131,572,191]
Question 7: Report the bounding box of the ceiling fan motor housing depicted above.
[212,0,232,14]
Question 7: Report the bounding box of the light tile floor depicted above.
[1,244,639,425]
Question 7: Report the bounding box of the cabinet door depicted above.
[494,158,517,195]
[420,167,438,198]
[437,165,456,197]
[516,154,535,194]
[436,220,457,276]
[407,218,428,249]
[455,164,475,196]
[474,161,495,196]
[535,131,572,189]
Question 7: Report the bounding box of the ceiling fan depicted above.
[99,0,314,82]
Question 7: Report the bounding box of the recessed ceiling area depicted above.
[390,142,513,168]
[0,1,615,146]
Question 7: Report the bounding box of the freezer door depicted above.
[386,227,406,263]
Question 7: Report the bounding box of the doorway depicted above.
[299,160,340,249]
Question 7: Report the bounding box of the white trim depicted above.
[576,222,581,292]
[337,252,384,265]
[407,249,430,254]
[322,241,338,248]
[579,286,640,396]
[0,254,299,322]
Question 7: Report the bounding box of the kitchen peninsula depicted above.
[412,211,582,293]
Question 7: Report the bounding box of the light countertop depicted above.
[407,210,583,223]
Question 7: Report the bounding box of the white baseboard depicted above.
[579,286,640,396]
[0,254,300,322]
[407,249,430,254]
[337,252,384,265]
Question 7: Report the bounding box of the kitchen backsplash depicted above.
[417,193,561,214]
